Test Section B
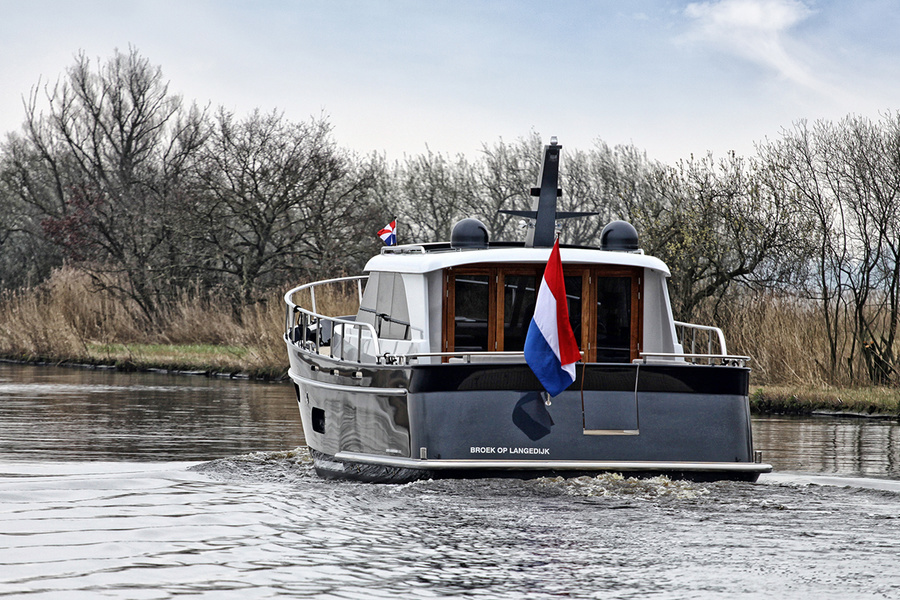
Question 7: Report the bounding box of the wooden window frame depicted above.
[443,267,497,354]
[443,264,643,363]
[582,266,643,363]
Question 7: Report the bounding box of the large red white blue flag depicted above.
[524,239,580,396]
[377,219,397,245]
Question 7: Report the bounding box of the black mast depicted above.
[499,137,597,247]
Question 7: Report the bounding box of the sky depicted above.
[2,0,900,165]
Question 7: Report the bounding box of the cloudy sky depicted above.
[2,0,899,164]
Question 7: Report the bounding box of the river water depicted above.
[1,362,899,598]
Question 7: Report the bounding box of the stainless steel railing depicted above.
[285,280,745,367]
[674,321,728,356]
[284,276,383,362]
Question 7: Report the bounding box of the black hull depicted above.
[289,354,770,483]
[310,449,433,483]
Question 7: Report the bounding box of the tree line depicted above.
[2,49,900,385]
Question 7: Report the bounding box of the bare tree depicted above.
[392,149,472,243]
[5,47,207,318]
[0,134,65,287]
[468,133,541,243]
[560,141,659,246]
[191,109,381,305]
[757,120,851,381]
[634,152,807,321]
[831,115,900,383]
[756,114,900,384]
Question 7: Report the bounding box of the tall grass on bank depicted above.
[713,291,829,386]
[0,268,292,377]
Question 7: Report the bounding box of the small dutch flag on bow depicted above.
[524,239,580,396]
[377,219,397,246]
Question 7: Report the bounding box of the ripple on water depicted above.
[6,452,900,599]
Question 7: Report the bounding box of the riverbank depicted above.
[0,342,287,380]
[4,345,900,419]
[750,386,900,419]
[0,267,290,380]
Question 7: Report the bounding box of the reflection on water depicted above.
[753,415,900,479]
[0,362,303,461]
[2,362,900,598]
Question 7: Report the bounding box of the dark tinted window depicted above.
[454,275,490,351]
[596,277,631,362]
[503,274,538,351]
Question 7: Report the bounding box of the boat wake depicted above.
[761,471,900,493]
[189,446,316,483]
[535,472,710,500]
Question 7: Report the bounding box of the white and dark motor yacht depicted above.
[283,137,772,483]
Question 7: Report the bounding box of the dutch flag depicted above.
[378,219,397,245]
[524,239,581,396]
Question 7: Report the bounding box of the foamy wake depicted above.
[535,473,709,500]
[190,446,316,482]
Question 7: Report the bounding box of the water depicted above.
[2,363,900,598]
[0,363,302,461]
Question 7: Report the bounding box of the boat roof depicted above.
[363,243,671,276]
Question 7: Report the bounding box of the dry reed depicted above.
[719,292,831,386]
[0,267,292,376]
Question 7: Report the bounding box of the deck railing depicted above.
[641,321,750,366]
[674,321,728,356]
[284,276,384,362]
[285,281,748,367]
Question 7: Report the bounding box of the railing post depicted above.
[328,318,335,359]
[285,275,383,365]
[315,316,321,353]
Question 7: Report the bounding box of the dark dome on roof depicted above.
[600,220,639,252]
[451,218,489,249]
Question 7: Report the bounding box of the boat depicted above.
[283,137,772,483]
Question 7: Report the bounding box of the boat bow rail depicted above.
[285,275,384,362]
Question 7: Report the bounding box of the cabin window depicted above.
[502,274,538,351]
[443,264,642,362]
[356,272,412,340]
[564,275,584,348]
[595,276,632,362]
[453,274,491,351]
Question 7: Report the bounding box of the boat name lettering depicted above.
[470,446,550,455]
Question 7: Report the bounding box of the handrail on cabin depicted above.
[673,321,728,356]
[639,352,750,367]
